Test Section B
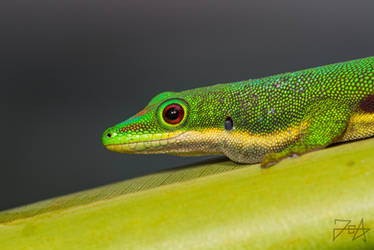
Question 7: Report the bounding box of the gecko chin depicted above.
[103,130,223,156]
[103,131,187,154]
[105,138,178,154]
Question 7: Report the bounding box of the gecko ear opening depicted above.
[224,117,233,131]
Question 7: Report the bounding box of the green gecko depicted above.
[102,57,374,167]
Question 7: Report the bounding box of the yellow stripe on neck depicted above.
[179,122,309,152]
[341,112,374,141]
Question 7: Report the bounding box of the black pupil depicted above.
[166,108,179,120]
[224,117,233,130]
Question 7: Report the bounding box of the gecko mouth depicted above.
[104,132,187,154]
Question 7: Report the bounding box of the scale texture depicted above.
[103,57,374,166]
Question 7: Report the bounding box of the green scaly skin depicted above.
[102,57,374,167]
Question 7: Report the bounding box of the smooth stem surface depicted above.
[1,139,374,249]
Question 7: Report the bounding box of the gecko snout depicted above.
[102,127,118,146]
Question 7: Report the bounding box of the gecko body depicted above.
[103,57,374,167]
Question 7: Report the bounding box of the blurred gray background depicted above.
[1,0,373,210]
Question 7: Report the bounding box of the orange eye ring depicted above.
[162,103,184,124]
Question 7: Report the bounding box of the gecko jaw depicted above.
[104,132,187,154]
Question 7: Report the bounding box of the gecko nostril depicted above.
[106,133,112,138]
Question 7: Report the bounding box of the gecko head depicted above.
[102,91,196,155]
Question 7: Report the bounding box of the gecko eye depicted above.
[163,103,184,124]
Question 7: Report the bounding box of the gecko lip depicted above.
[104,132,187,154]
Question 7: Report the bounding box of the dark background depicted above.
[1,0,373,210]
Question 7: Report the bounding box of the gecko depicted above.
[102,57,374,167]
